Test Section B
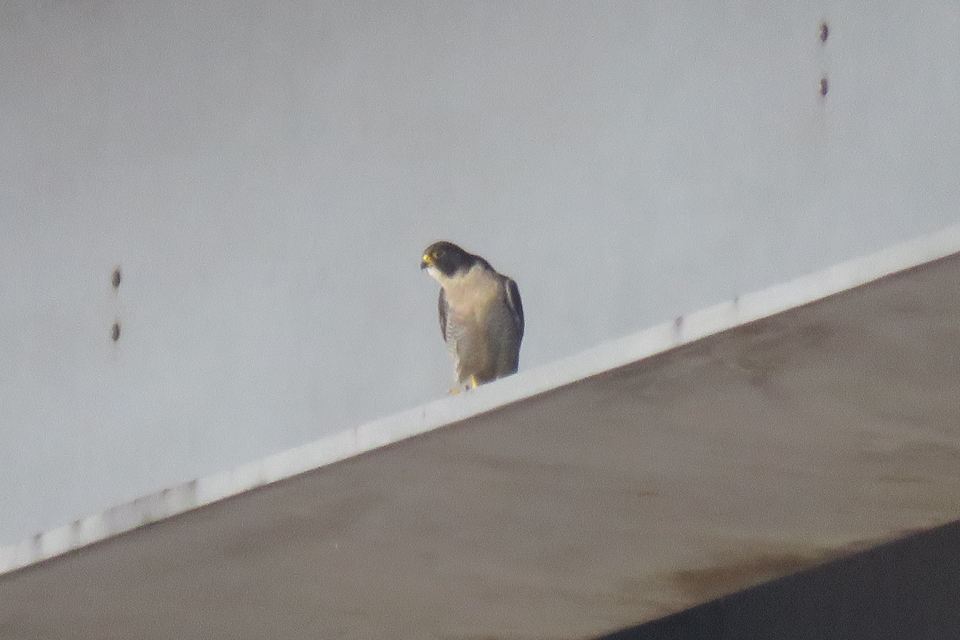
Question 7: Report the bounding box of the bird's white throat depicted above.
[434,264,500,313]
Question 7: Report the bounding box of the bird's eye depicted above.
[434,249,444,258]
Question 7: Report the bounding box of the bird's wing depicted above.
[504,277,524,340]
[438,288,448,341]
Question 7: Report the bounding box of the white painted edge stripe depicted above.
[3,222,960,576]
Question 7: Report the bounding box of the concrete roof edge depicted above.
[3,222,960,576]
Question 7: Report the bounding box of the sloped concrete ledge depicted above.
[3,221,960,578]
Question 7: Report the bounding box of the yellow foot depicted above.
[449,376,481,394]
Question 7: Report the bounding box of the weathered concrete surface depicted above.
[2,253,960,639]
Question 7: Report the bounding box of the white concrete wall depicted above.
[1,1,958,546]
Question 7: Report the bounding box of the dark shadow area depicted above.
[597,519,960,640]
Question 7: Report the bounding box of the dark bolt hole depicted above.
[820,77,829,96]
[111,322,121,342]
[820,22,829,42]
[112,267,122,290]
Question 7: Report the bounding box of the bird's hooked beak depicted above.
[420,253,434,270]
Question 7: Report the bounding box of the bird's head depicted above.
[420,241,478,280]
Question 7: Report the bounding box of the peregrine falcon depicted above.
[420,241,524,390]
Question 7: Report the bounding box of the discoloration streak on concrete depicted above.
[663,549,841,605]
